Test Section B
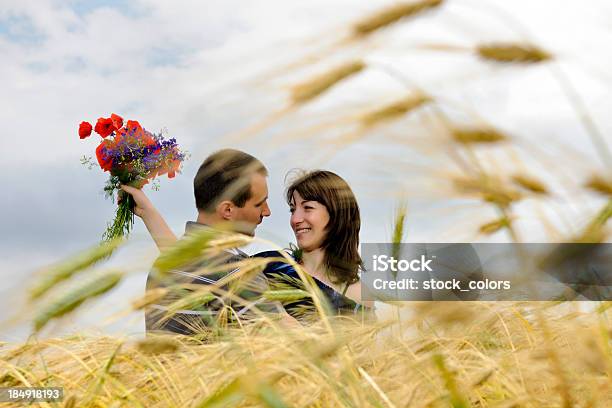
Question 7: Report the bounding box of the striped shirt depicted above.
[144,222,275,336]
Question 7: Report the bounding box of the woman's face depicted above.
[289,190,330,251]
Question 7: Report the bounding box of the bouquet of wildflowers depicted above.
[79,113,186,241]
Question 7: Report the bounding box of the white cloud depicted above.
[0,0,609,227]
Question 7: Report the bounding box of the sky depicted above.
[0,0,610,340]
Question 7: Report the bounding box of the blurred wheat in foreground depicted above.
[1,302,610,407]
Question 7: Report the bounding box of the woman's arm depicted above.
[120,185,178,251]
[343,281,374,308]
[310,269,374,307]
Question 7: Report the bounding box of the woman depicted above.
[257,170,370,319]
[123,170,371,320]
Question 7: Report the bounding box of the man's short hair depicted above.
[194,149,268,212]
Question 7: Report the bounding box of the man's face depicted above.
[231,172,271,236]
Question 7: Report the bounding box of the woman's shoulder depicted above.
[252,250,298,278]
[251,250,291,259]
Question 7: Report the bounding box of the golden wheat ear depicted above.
[585,174,612,196]
[450,127,507,145]
[360,94,431,128]
[291,61,365,104]
[476,43,552,63]
[478,217,511,235]
[352,0,445,37]
[512,174,549,194]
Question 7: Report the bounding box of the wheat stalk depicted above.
[453,176,523,208]
[152,228,247,277]
[263,289,311,302]
[432,354,469,408]
[353,0,444,36]
[585,175,612,196]
[291,61,365,104]
[33,271,123,331]
[361,93,430,127]
[391,202,407,262]
[512,174,548,194]
[574,199,612,242]
[451,127,507,144]
[131,288,169,310]
[29,238,123,300]
[479,217,511,235]
[476,43,552,63]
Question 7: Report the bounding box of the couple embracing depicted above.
[122,149,372,335]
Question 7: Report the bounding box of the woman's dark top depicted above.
[254,250,370,320]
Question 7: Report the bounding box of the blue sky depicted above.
[0,0,610,339]
[0,13,45,44]
[68,0,139,16]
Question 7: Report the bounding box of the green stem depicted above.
[103,192,135,242]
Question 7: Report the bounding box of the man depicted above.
[122,149,274,335]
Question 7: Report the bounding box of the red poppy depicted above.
[155,163,168,177]
[168,160,181,178]
[126,120,143,137]
[113,126,128,144]
[142,130,157,147]
[158,160,181,178]
[110,113,123,129]
[96,140,114,172]
[94,117,116,138]
[79,121,92,139]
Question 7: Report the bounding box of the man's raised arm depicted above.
[120,184,177,251]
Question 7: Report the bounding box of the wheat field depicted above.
[1,302,610,407]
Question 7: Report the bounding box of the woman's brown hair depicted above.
[286,170,363,285]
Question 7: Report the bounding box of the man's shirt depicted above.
[144,222,275,336]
